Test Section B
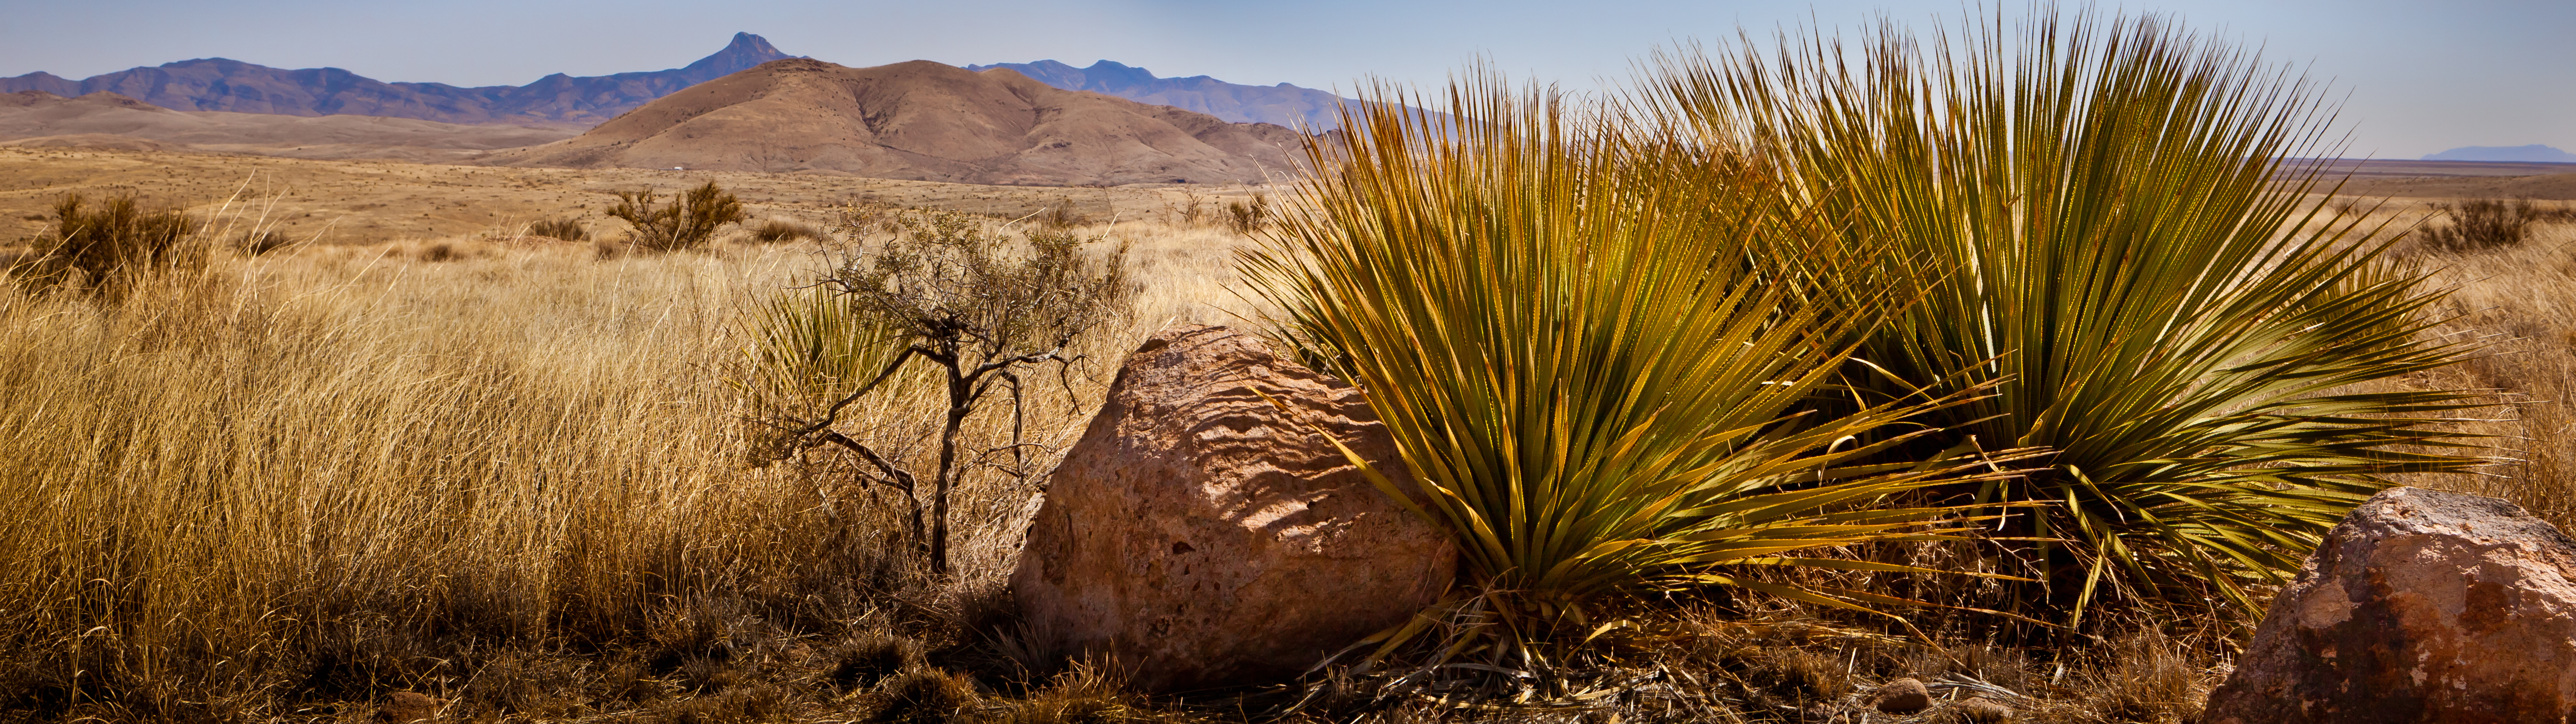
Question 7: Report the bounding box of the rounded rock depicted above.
[1009,324,1458,691]
[1871,677,1933,714]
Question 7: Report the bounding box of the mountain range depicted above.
[0,33,797,127]
[483,59,1301,186]
[0,35,1355,135]
[964,60,1346,130]
[2423,145,2576,163]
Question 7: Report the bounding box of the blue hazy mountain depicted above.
[0,33,795,127]
[2422,144,2576,163]
[965,60,1348,131]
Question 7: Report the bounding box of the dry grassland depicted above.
[0,147,1271,253]
[1,149,2571,722]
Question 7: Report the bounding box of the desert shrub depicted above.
[749,219,823,243]
[15,193,203,295]
[237,229,291,255]
[771,208,1134,574]
[1242,71,2017,676]
[2419,197,2567,253]
[1222,194,1268,234]
[527,217,589,241]
[1036,200,1089,230]
[1653,11,2487,629]
[608,182,746,252]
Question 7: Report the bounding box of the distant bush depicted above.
[1224,194,1269,234]
[1036,200,1090,230]
[749,219,822,243]
[13,193,204,295]
[2420,197,2573,253]
[237,229,291,255]
[607,182,745,252]
[527,217,588,241]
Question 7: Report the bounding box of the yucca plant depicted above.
[1242,74,2024,680]
[1646,12,2489,627]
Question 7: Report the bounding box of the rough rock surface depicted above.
[373,692,439,723]
[2203,486,2576,723]
[1871,677,1933,714]
[1010,324,1456,691]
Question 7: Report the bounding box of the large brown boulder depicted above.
[1010,324,1456,691]
[2203,486,2576,723]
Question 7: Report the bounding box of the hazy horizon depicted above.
[2,0,2567,160]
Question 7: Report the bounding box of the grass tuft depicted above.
[866,670,980,724]
[751,219,824,243]
[831,635,925,692]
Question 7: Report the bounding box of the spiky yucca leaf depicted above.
[1242,74,2015,659]
[1648,12,2489,625]
[739,285,908,414]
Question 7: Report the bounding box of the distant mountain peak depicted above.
[966,59,1349,130]
[2422,144,2576,163]
[681,33,792,80]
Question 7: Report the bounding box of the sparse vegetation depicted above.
[2418,196,2576,252]
[608,181,747,251]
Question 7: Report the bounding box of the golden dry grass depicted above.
[0,147,2570,722]
[0,205,1258,720]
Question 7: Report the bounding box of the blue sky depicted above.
[1,0,2566,159]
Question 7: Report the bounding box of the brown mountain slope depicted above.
[0,91,577,162]
[483,59,1305,186]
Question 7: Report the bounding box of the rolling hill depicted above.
[483,59,1305,186]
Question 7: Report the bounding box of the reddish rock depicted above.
[373,691,439,723]
[2203,486,2576,723]
[1009,324,1456,691]
[1871,677,1932,714]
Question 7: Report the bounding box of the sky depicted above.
[0,0,2567,160]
